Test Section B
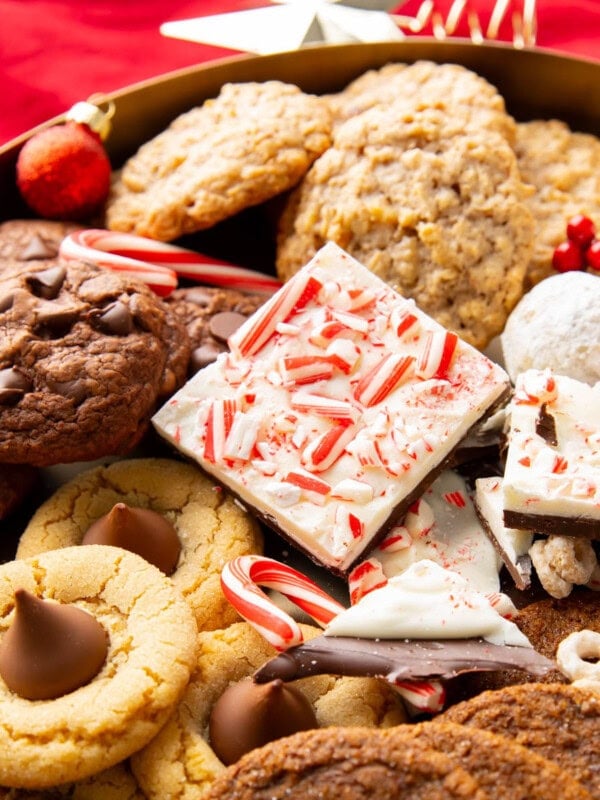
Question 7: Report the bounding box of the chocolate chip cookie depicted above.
[0,259,190,466]
[163,286,266,375]
[0,219,82,272]
[106,81,332,241]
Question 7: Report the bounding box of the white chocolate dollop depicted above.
[325,560,531,647]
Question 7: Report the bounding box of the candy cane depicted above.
[222,555,448,713]
[221,555,345,651]
[59,229,282,297]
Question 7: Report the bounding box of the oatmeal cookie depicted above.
[16,458,263,631]
[0,545,197,789]
[443,683,600,797]
[0,259,190,466]
[515,119,600,286]
[131,622,407,800]
[106,81,332,241]
[276,103,534,349]
[327,60,516,144]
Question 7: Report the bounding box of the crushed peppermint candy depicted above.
[153,243,509,574]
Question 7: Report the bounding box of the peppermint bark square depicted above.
[503,369,600,538]
[153,243,510,574]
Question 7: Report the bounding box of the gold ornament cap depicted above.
[65,100,114,141]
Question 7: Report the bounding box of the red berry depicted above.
[552,240,584,273]
[566,214,596,247]
[585,239,600,271]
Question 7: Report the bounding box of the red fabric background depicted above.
[2,0,600,146]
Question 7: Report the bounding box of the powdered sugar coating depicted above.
[501,271,600,386]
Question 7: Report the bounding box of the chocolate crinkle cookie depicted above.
[0,259,190,466]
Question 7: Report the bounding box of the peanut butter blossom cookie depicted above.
[17,458,264,631]
[0,259,190,466]
[106,81,332,241]
[0,761,145,799]
[131,622,407,800]
[0,545,197,790]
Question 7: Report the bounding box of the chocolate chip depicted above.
[19,233,57,261]
[91,301,133,335]
[209,311,247,343]
[0,294,14,313]
[190,342,227,372]
[0,367,32,405]
[33,306,81,339]
[181,287,214,308]
[46,378,88,405]
[536,403,558,447]
[26,266,67,299]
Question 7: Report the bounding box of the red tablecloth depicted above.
[2,0,600,146]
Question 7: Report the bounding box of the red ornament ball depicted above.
[16,121,111,220]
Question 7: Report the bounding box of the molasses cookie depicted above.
[0,259,190,466]
[443,683,600,797]
[200,725,488,800]
[16,458,263,631]
[515,119,600,287]
[163,285,266,375]
[131,622,408,800]
[276,103,534,349]
[0,545,197,789]
[405,720,591,800]
[106,81,332,241]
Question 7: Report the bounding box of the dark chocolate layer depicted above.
[254,634,554,685]
[503,510,600,540]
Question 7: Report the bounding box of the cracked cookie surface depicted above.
[17,458,263,631]
[0,260,190,466]
[0,545,197,789]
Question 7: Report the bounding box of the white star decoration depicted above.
[160,0,404,55]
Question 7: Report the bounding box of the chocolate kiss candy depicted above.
[82,503,181,575]
[0,589,108,700]
[209,678,318,765]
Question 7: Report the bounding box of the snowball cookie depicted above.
[501,271,600,385]
[16,458,264,631]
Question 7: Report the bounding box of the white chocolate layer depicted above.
[503,369,600,525]
[357,470,502,594]
[153,243,509,573]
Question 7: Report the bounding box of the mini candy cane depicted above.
[59,229,282,297]
[556,630,600,688]
[222,555,448,713]
[221,555,345,651]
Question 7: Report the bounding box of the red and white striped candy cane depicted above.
[59,229,282,297]
[222,555,448,713]
[221,555,345,651]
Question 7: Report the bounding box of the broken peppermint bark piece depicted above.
[153,242,510,575]
[474,476,533,591]
[503,370,600,539]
